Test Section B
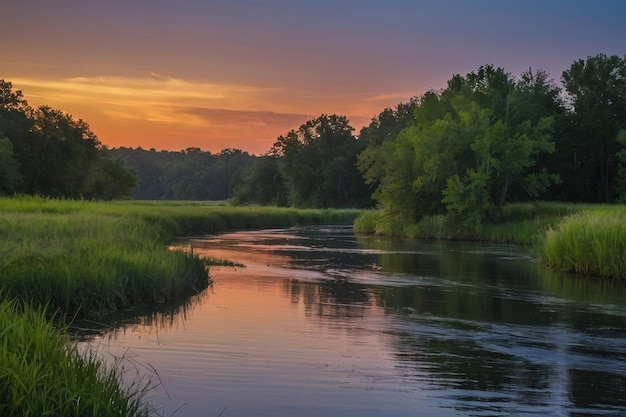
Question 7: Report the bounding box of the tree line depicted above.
[0,80,136,199]
[235,53,626,229]
[110,147,253,200]
[1,53,625,222]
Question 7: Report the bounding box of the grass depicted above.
[0,196,362,319]
[538,208,626,278]
[0,299,152,417]
[354,201,626,279]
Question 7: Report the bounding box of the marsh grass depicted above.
[0,299,152,417]
[354,202,626,279]
[0,197,361,319]
[354,202,586,243]
[539,209,626,279]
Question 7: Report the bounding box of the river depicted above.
[83,225,626,416]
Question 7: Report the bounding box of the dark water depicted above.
[84,225,626,416]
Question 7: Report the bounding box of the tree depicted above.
[80,155,138,200]
[0,79,138,200]
[615,130,626,202]
[358,98,420,147]
[0,136,22,195]
[271,114,370,208]
[23,106,102,197]
[0,80,35,195]
[561,53,626,202]
[358,65,560,230]
[358,132,420,219]
[232,155,288,206]
[438,100,557,227]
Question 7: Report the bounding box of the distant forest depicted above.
[2,53,626,223]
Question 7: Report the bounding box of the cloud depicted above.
[7,74,385,153]
[364,92,418,103]
[183,108,312,129]
[10,74,280,114]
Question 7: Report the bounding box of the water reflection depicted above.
[83,226,626,416]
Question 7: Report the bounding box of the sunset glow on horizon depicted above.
[3,1,625,155]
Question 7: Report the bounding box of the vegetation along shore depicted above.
[354,201,626,280]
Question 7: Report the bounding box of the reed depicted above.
[0,299,152,417]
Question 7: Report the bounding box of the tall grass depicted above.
[0,197,362,319]
[353,202,583,243]
[0,299,152,417]
[354,202,626,279]
[479,202,586,244]
[538,209,626,279]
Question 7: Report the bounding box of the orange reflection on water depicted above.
[88,240,411,417]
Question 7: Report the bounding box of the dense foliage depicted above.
[0,80,137,200]
[357,66,564,229]
[2,53,625,216]
[111,147,253,200]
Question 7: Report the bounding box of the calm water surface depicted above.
[84,225,626,416]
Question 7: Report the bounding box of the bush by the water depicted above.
[354,202,626,279]
[539,209,626,279]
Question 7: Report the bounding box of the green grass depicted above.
[0,299,152,417]
[538,208,626,278]
[0,196,362,319]
[354,202,626,279]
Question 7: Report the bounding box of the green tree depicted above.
[24,106,102,197]
[358,98,420,147]
[561,53,626,202]
[615,130,626,202]
[232,155,288,206]
[0,80,34,195]
[358,65,560,230]
[0,136,22,195]
[271,114,370,208]
[358,133,420,219]
[438,100,557,228]
[80,155,138,200]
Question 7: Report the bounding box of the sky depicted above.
[2,1,625,155]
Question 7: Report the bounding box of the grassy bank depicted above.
[0,299,151,416]
[539,208,626,278]
[0,196,362,319]
[354,202,583,243]
[354,202,626,279]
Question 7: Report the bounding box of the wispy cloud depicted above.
[10,74,282,123]
[7,74,386,152]
[184,108,312,128]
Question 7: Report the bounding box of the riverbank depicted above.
[0,196,362,416]
[354,202,626,279]
[0,196,362,319]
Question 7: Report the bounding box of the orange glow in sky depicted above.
[8,74,384,154]
[3,2,625,155]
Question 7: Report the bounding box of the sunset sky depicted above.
[3,1,625,155]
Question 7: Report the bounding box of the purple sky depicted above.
[3,0,625,154]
